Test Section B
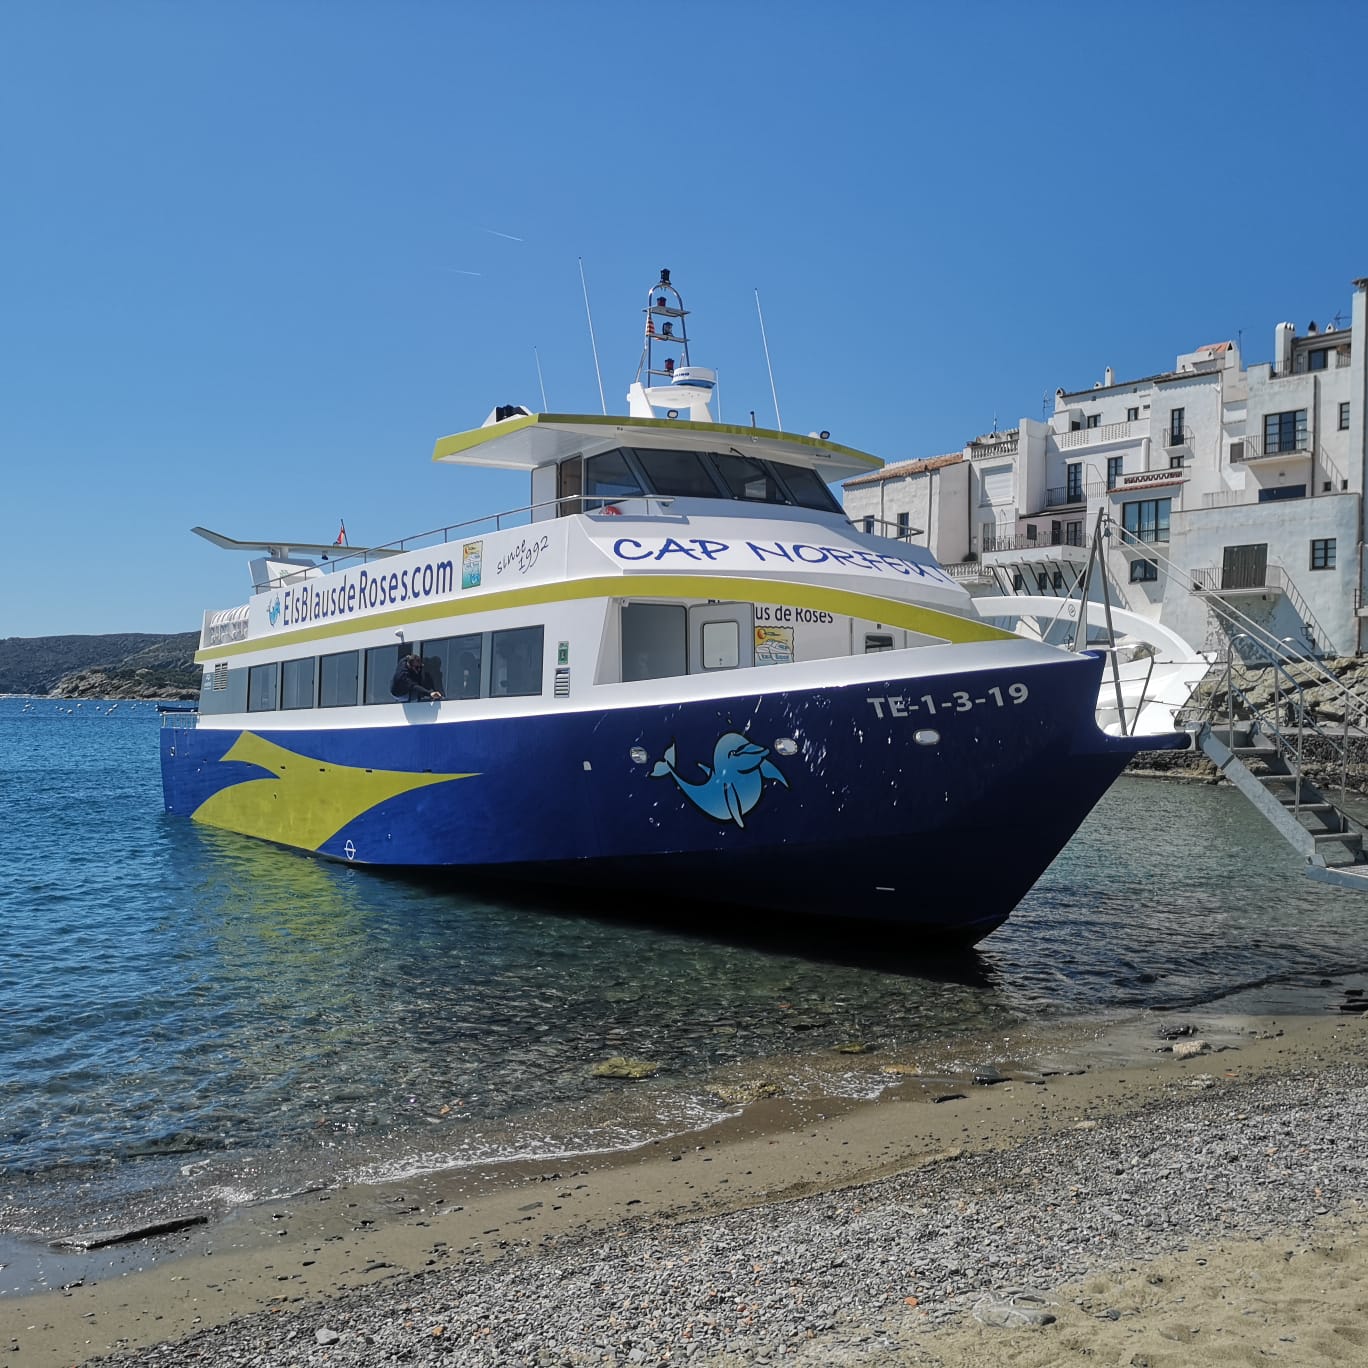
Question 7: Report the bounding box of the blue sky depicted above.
[3,1,1365,637]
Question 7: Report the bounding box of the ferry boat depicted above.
[161,268,1186,946]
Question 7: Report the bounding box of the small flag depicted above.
[335,520,347,546]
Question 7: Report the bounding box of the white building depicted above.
[843,277,1368,656]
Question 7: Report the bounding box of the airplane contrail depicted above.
[438,267,484,276]
[482,228,525,242]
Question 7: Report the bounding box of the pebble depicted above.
[85,1063,1368,1367]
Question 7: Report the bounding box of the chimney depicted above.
[1275,322,1295,376]
[1104,366,1114,387]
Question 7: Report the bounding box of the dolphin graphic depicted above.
[650,731,789,828]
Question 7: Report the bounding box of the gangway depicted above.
[1180,635,1368,891]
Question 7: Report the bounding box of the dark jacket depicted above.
[390,659,439,702]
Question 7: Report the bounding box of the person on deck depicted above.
[390,653,443,702]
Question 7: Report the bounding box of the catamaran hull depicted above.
[161,651,1174,945]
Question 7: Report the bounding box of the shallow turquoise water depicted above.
[2,696,1365,1239]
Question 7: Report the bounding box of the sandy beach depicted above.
[4,1003,1366,1366]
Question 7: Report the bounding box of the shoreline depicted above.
[6,1001,1366,1365]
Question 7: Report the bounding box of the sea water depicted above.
[2,696,1366,1245]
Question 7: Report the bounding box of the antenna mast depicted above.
[754,288,783,431]
[578,257,607,416]
[533,347,549,411]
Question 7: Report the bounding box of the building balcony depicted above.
[1189,564,1286,596]
[1233,431,1313,462]
[1042,485,1086,509]
[1055,418,1146,451]
[982,532,1088,557]
[942,560,993,581]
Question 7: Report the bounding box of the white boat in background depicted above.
[162,268,1188,947]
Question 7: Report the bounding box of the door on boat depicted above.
[687,603,755,674]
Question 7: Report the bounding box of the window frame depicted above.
[319,650,361,709]
[247,661,280,712]
[1310,538,1337,571]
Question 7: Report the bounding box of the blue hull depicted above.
[161,651,1176,945]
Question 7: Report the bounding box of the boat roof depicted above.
[431,412,882,481]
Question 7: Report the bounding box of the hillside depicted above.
[0,632,200,699]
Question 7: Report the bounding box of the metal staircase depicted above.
[1180,635,1368,890]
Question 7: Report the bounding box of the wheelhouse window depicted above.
[363,645,401,704]
[247,662,279,712]
[319,650,360,708]
[490,625,544,697]
[422,633,483,699]
[1264,409,1308,454]
[771,461,841,511]
[282,657,315,710]
[1121,497,1170,545]
[584,449,644,505]
[711,451,790,503]
[632,448,721,499]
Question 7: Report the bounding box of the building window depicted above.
[862,516,874,534]
[1257,484,1306,502]
[1130,559,1158,583]
[1121,497,1171,545]
[1085,413,1101,429]
[1264,409,1308,454]
[1168,408,1185,444]
[1127,406,1139,422]
[1065,520,1084,547]
[1066,463,1082,502]
[1310,538,1336,571]
[1070,419,1082,432]
[896,511,910,540]
[1307,348,1329,371]
[1341,402,1351,431]
[1169,453,1185,469]
[1106,456,1123,488]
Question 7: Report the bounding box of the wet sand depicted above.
[3,1005,1366,1365]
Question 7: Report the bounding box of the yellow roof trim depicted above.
[431,412,882,470]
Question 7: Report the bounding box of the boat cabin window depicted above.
[864,634,895,653]
[490,625,544,697]
[320,650,360,708]
[621,603,687,681]
[420,633,483,699]
[711,451,789,503]
[700,619,741,670]
[363,645,401,704]
[247,662,279,712]
[282,656,316,709]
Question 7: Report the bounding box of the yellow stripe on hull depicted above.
[191,732,478,851]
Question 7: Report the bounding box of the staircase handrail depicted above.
[1178,633,1359,813]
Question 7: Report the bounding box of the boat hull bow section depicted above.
[161,649,1173,944]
